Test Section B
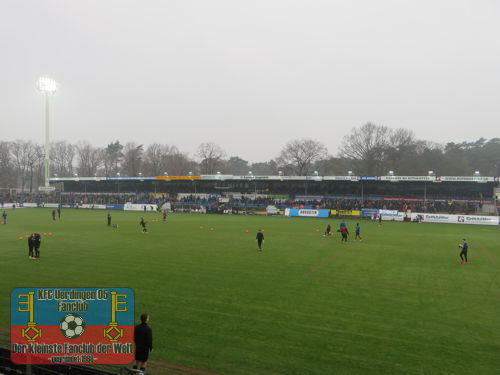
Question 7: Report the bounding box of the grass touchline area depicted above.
[1,209,499,375]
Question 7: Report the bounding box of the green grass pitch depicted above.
[1,208,499,375]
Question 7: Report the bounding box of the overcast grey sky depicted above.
[1,0,499,162]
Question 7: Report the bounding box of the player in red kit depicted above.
[340,225,349,243]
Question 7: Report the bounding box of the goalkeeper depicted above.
[459,239,469,264]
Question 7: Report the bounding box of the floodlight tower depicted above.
[37,77,57,187]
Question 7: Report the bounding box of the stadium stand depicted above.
[1,175,498,216]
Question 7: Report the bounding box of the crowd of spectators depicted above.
[161,194,489,215]
[0,192,164,206]
[178,195,219,206]
[0,191,494,215]
[289,198,483,214]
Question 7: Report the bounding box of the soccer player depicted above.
[140,217,148,233]
[33,233,41,258]
[324,224,332,236]
[2,210,6,224]
[378,214,382,225]
[57,206,61,219]
[162,210,167,222]
[339,220,346,230]
[107,212,112,226]
[355,223,362,241]
[256,229,264,252]
[28,233,35,259]
[52,209,56,221]
[340,225,349,243]
[459,239,469,264]
[133,313,153,373]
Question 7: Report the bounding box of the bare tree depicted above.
[165,147,196,175]
[10,140,32,191]
[197,142,226,174]
[26,144,44,192]
[51,140,75,177]
[276,138,328,175]
[379,128,417,173]
[339,122,390,175]
[76,142,103,176]
[121,142,144,176]
[0,142,15,187]
[143,143,166,176]
[8,140,45,191]
[389,128,415,148]
[142,144,196,176]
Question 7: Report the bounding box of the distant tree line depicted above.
[0,122,499,191]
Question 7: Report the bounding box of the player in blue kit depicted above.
[354,223,362,241]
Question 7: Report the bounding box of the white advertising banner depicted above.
[381,212,406,221]
[380,176,434,182]
[379,209,399,215]
[323,176,359,181]
[412,213,499,226]
[437,176,494,183]
[42,203,60,208]
[124,203,158,211]
[1,203,24,208]
[79,204,107,210]
[22,203,38,208]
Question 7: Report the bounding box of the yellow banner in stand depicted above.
[330,210,361,216]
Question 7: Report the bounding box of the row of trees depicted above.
[1,123,499,191]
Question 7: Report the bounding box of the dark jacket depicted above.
[33,233,41,248]
[134,323,153,350]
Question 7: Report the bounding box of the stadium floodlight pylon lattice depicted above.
[37,77,57,189]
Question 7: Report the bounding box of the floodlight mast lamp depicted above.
[37,77,57,187]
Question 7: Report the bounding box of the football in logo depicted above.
[60,314,85,339]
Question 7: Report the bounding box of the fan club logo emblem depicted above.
[10,288,134,365]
